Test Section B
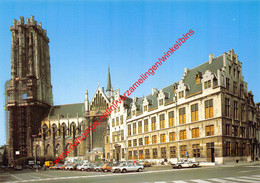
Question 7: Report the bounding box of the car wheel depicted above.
[95,169,99,172]
[121,169,127,173]
[137,168,143,172]
[104,169,108,172]
[178,165,182,169]
[192,164,196,168]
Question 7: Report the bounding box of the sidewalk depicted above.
[217,160,260,167]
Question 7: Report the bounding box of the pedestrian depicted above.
[36,166,39,173]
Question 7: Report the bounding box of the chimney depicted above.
[152,88,158,95]
[209,53,214,64]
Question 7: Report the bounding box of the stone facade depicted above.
[106,49,260,164]
[6,16,53,164]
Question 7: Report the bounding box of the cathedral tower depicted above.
[6,16,53,163]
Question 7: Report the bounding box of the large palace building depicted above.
[6,16,260,165]
[106,49,260,164]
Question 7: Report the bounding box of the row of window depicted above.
[112,115,124,127]
[226,78,244,98]
[127,125,214,146]
[128,144,199,159]
[225,124,246,137]
[128,99,213,136]
[225,98,246,121]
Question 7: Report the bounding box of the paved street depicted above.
[0,163,260,183]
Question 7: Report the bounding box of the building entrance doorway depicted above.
[206,142,215,162]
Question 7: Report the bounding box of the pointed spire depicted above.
[106,67,112,92]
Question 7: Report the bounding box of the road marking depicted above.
[224,177,259,183]
[207,178,235,183]
[251,175,260,178]
[239,171,251,173]
[8,173,23,181]
[190,180,211,183]
[155,182,167,183]
[239,176,260,180]
[172,181,188,183]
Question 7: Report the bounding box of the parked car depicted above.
[83,164,94,172]
[68,164,78,170]
[93,163,104,172]
[116,163,144,173]
[14,165,23,170]
[101,163,116,172]
[139,160,152,167]
[171,160,199,169]
[59,164,66,170]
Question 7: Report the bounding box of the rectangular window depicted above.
[160,134,165,143]
[116,117,119,126]
[180,145,187,158]
[128,140,132,147]
[169,132,175,141]
[241,104,246,121]
[112,132,116,142]
[242,143,246,156]
[234,101,239,120]
[120,115,123,124]
[145,149,150,159]
[233,81,237,95]
[205,99,213,119]
[133,123,137,135]
[151,117,156,131]
[179,91,184,99]
[226,78,230,91]
[192,128,199,138]
[192,144,200,157]
[134,150,138,159]
[206,125,214,136]
[233,125,238,136]
[196,77,201,84]
[132,110,135,116]
[159,99,163,106]
[152,148,158,159]
[240,84,244,98]
[241,127,246,138]
[128,124,131,136]
[139,138,143,146]
[161,147,166,159]
[139,150,144,159]
[225,98,230,117]
[226,124,231,135]
[168,111,174,127]
[138,121,142,134]
[235,142,239,156]
[204,80,211,89]
[122,149,125,158]
[152,135,157,144]
[225,142,231,157]
[112,119,115,127]
[180,130,187,140]
[145,136,149,145]
[121,130,124,141]
[160,114,165,129]
[144,119,148,132]
[191,104,199,122]
[128,151,132,160]
[179,107,186,124]
[170,146,176,158]
[133,139,137,146]
[118,107,120,112]
[229,66,232,74]
[144,105,148,112]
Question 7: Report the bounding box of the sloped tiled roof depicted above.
[49,103,84,119]
[126,54,224,116]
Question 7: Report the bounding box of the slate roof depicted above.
[48,103,85,119]
[126,54,224,117]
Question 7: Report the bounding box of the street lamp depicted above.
[32,135,37,167]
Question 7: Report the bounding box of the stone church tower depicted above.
[6,16,53,163]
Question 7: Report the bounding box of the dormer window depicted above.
[132,110,136,116]
[195,72,202,84]
[144,105,148,112]
[173,86,176,94]
[159,99,163,106]
[204,80,211,89]
[179,91,184,99]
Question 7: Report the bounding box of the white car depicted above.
[172,160,199,169]
[113,163,144,173]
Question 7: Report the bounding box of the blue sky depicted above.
[0,0,259,146]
